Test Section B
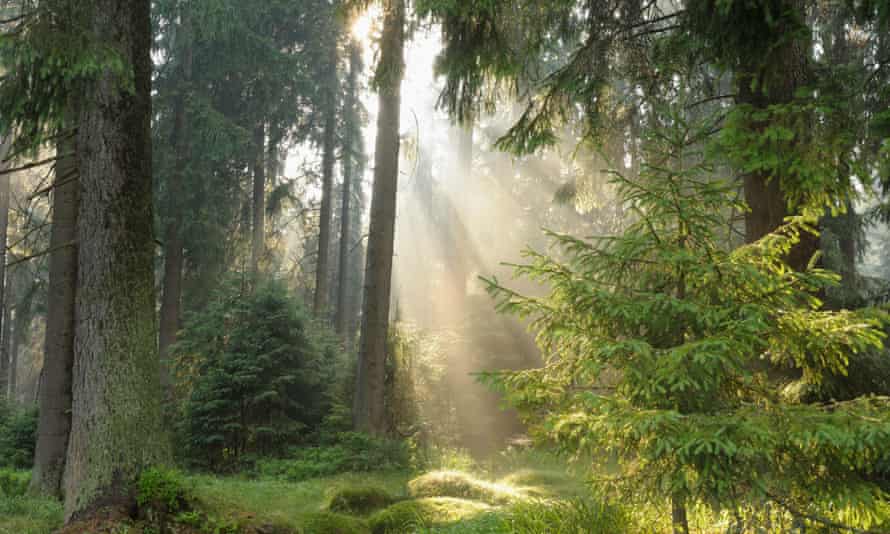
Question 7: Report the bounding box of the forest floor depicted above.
[0,448,709,533]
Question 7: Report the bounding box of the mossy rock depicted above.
[299,511,370,534]
[407,471,524,505]
[326,486,397,515]
[368,497,492,534]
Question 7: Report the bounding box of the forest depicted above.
[0,0,889,533]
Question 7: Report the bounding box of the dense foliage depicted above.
[484,110,890,530]
[0,400,36,470]
[172,276,343,469]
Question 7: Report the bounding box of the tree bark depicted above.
[63,0,167,521]
[336,43,361,338]
[1,282,12,401]
[158,7,193,392]
[30,139,78,499]
[0,136,11,398]
[737,0,815,270]
[671,492,690,534]
[315,48,339,316]
[354,0,405,435]
[250,124,266,275]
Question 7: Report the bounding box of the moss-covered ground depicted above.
[1,448,713,533]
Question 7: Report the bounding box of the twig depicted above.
[0,153,74,176]
[6,240,76,268]
[29,169,78,199]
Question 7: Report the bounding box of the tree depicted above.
[314,38,340,315]
[484,109,890,532]
[0,136,11,398]
[30,139,77,498]
[62,0,167,520]
[336,41,365,339]
[158,3,194,388]
[354,0,406,435]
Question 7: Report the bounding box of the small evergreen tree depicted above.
[483,108,890,531]
[173,276,340,469]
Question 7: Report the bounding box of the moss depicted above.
[299,511,370,534]
[497,469,584,498]
[368,497,492,534]
[326,486,396,515]
[407,471,524,505]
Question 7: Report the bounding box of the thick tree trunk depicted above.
[30,141,78,499]
[250,124,266,275]
[158,10,193,391]
[63,0,167,521]
[737,0,815,270]
[354,0,405,435]
[336,44,361,338]
[315,54,339,315]
[0,136,11,398]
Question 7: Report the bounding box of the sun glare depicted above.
[351,5,380,44]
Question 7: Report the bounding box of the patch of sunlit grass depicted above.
[408,470,530,505]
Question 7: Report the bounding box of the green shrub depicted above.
[173,276,343,470]
[0,493,64,533]
[257,432,409,481]
[408,471,524,505]
[504,498,632,534]
[300,511,371,534]
[0,469,29,497]
[327,486,397,515]
[368,497,492,534]
[137,466,190,529]
[0,402,37,469]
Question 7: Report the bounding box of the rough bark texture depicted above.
[63,0,167,521]
[314,53,338,316]
[30,140,78,498]
[354,0,405,435]
[0,137,11,398]
[158,10,193,390]
[335,45,360,338]
[737,0,815,270]
[250,124,266,275]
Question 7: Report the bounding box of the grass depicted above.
[0,448,640,534]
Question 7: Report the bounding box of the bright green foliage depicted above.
[327,486,397,515]
[368,497,493,533]
[172,276,341,469]
[0,402,37,470]
[137,467,189,514]
[256,432,410,481]
[407,471,525,505]
[503,498,631,534]
[483,109,890,528]
[0,470,28,498]
[300,511,371,534]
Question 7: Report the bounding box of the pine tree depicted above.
[484,108,890,532]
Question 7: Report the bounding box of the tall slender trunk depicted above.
[30,140,78,498]
[7,306,16,403]
[0,136,10,398]
[158,9,193,391]
[10,281,35,404]
[63,0,166,521]
[250,124,266,275]
[1,282,12,401]
[336,43,361,337]
[738,0,814,270]
[671,492,690,534]
[315,49,339,315]
[354,0,405,435]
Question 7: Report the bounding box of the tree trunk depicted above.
[250,124,266,275]
[63,0,167,521]
[30,140,78,499]
[158,8,193,392]
[336,43,361,338]
[1,282,12,401]
[737,0,814,270]
[354,0,405,435]
[7,303,17,403]
[315,50,339,316]
[671,493,690,534]
[0,136,11,398]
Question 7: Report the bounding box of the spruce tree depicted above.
[484,108,890,532]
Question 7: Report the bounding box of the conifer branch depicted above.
[6,240,75,268]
